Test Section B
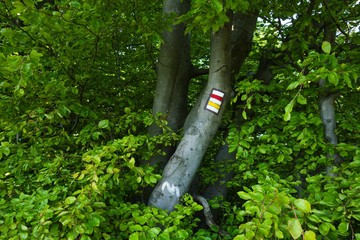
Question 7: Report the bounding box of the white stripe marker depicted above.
[205,89,225,114]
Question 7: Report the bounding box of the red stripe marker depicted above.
[205,89,225,114]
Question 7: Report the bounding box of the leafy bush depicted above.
[1,0,360,239]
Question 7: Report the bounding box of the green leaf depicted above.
[92,202,106,208]
[275,230,284,238]
[304,230,316,240]
[159,232,170,240]
[287,81,300,90]
[258,146,267,154]
[80,235,91,240]
[268,204,282,215]
[249,192,264,202]
[338,221,348,233]
[242,110,247,119]
[294,199,311,213]
[1,145,10,156]
[327,72,338,86]
[19,232,28,239]
[75,224,85,234]
[30,49,43,64]
[119,223,128,231]
[129,232,139,240]
[88,215,101,227]
[6,55,22,71]
[176,229,189,238]
[11,1,27,14]
[20,224,28,231]
[143,116,153,126]
[240,140,250,149]
[245,229,255,238]
[284,99,294,121]
[149,176,158,184]
[297,94,307,105]
[344,73,352,88]
[211,0,223,12]
[148,227,161,238]
[64,196,77,205]
[134,216,147,225]
[352,72,358,83]
[307,214,321,223]
[23,0,34,8]
[98,119,109,129]
[66,230,78,240]
[233,235,247,240]
[69,1,81,8]
[258,226,270,237]
[322,41,331,54]
[60,215,73,226]
[16,88,25,96]
[277,154,285,163]
[353,214,360,221]
[237,191,251,200]
[349,160,360,167]
[212,23,221,33]
[90,20,100,30]
[319,222,331,236]
[287,218,303,239]
[129,224,142,231]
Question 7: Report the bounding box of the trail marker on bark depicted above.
[205,89,225,114]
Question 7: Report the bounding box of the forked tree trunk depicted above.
[148,20,233,211]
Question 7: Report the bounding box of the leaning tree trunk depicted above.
[147,0,191,167]
[148,19,233,212]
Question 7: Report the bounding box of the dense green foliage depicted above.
[1,0,359,239]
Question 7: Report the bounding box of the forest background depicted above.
[0,0,360,239]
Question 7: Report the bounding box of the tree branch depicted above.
[193,194,229,237]
[191,67,209,78]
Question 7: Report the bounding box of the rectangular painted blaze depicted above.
[205,89,225,114]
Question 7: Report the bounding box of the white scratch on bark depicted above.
[161,181,180,197]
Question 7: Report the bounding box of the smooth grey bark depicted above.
[319,80,341,175]
[319,82,338,146]
[148,21,232,211]
[148,0,191,167]
[319,21,340,175]
[231,13,258,75]
[203,13,258,201]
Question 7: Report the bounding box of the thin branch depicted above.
[191,67,209,78]
[193,194,229,237]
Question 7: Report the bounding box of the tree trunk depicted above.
[148,19,233,211]
[147,0,191,167]
[231,13,258,75]
[319,17,340,175]
[202,13,258,201]
[319,80,341,175]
